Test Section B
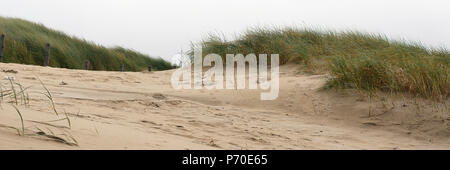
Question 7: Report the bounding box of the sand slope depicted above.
[0,63,449,149]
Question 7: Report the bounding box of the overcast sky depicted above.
[1,0,449,63]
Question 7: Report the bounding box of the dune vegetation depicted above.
[0,16,174,71]
[193,27,449,100]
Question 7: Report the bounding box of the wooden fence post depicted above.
[84,60,89,70]
[148,65,152,72]
[44,43,50,66]
[0,34,5,62]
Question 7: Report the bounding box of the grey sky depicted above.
[1,0,449,63]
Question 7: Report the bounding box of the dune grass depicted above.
[194,27,449,100]
[1,76,77,145]
[0,16,174,71]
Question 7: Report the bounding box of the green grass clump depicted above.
[0,16,174,71]
[194,27,449,100]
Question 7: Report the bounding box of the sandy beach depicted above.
[0,63,449,149]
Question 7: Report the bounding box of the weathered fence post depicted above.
[148,65,152,72]
[0,34,5,62]
[84,60,89,70]
[44,43,50,66]
[120,64,124,72]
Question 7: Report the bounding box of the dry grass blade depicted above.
[28,120,70,129]
[8,78,18,105]
[63,110,71,128]
[36,77,59,116]
[14,83,31,105]
[11,104,25,136]
[41,118,70,123]
[34,127,78,146]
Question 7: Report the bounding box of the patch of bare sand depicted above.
[0,63,449,149]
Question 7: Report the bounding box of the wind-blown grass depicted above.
[1,77,77,145]
[194,27,449,100]
[11,105,24,136]
[0,16,174,71]
[37,77,58,116]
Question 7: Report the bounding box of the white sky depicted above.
[0,0,449,63]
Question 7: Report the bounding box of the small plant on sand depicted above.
[11,104,24,136]
[37,77,59,116]
[0,76,77,146]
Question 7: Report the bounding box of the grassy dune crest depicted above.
[195,27,449,100]
[0,16,174,71]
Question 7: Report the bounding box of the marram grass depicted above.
[195,27,449,100]
[0,16,174,71]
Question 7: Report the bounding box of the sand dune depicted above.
[0,63,449,149]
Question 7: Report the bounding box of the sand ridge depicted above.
[0,63,449,149]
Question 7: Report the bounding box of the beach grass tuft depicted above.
[194,27,449,100]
